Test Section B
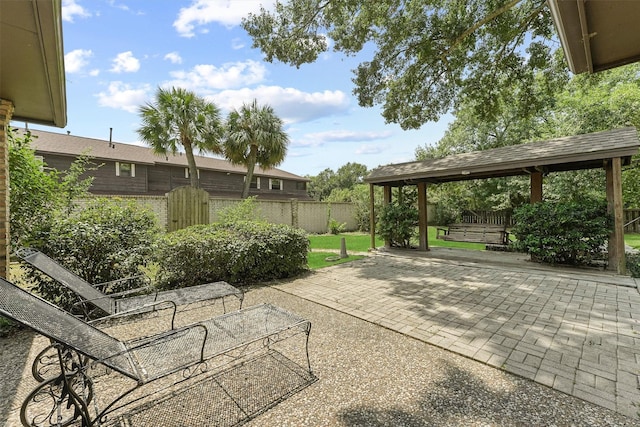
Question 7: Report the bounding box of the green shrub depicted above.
[8,129,96,247]
[328,218,346,235]
[376,202,418,248]
[154,221,309,288]
[23,199,160,312]
[626,253,640,278]
[511,199,612,266]
[216,196,265,224]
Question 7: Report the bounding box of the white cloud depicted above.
[62,0,91,22]
[296,130,393,147]
[107,0,129,12]
[64,49,93,73]
[231,38,245,50]
[164,52,183,64]
[166,60,267,90]
[110,51,140,73]
[89,69,100,77]
[96,81,151,113]
[211,86,350,124]
[173,0,276,37]
[355,144,386,155]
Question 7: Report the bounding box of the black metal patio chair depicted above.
[16,247,244,318]
[0,277,313,427]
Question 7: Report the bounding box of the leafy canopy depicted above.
[224,99,289,198]
[8,130,96,247]
[416,62,640,214]
[138,87,223,188]
[243,0,565,129]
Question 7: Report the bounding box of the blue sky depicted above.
[22,0,452,177]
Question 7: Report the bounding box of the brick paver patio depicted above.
[275,250,640,418]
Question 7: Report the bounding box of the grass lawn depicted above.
[625,233,640,249]
[308,227,485,253]
[307,252,365,269]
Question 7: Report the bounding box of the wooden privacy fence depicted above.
[464,209,640,233]
[624,209,640,233]
[167,186,210,231]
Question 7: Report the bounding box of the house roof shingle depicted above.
[22,129,308,181]
[365,127,640,186]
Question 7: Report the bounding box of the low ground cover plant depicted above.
[154,221,309,288]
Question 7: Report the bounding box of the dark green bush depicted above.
[626,253,640,278]
[376,202,418,248]
[511,199,612,266]
[154,221,309,288]
[23,199,160,312]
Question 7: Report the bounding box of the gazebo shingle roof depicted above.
[365,127,640,186]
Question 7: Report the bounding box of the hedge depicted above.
[154,221,309,289]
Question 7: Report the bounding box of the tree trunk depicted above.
[183,142,199,188]
[242,145,258,199]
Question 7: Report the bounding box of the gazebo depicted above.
[364,127,640,275]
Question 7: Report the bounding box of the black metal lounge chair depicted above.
[0,277,313,427]
[16,247,244,318]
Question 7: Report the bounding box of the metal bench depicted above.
[0,277,313,427]
[436,223,510,246]
[16,247,244,318]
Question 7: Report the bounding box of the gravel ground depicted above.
[2,284,639,427]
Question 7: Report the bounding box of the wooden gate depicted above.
[167,186,210,231]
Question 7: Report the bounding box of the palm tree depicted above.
[137,87,222,188]
[224,99,289,199]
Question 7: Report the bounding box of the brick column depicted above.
[0,99,14,278]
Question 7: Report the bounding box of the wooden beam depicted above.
[530,171,543,203]
[417,182,429,251]
[606,158,626,274]
[369,184,376,250]
[383,185,392,248]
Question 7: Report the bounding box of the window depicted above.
[269,178,282,190]
[249,176,260,189]
[296,181,307,191]
[184,168,200,179]
[116,162,135,177]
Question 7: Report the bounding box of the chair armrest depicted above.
[89,300,178,330]
[126,323,210,363]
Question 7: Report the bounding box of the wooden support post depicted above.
[606,158,626,274]
[369,184,376,250]
[530,171,543,203]
[417,182,429,251]
[383,185,392,248]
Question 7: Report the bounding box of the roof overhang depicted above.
[365,127,640,187]
[0,0,67,127]
[548,0,640,74]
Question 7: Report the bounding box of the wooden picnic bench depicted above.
[436,223,509,246]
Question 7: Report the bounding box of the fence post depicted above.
[291,198,299,228]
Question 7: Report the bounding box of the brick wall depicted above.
[0,100,14,278]
[76,195,358,233]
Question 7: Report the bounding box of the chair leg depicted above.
[31,344,89,383]
[20,372,94,427]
